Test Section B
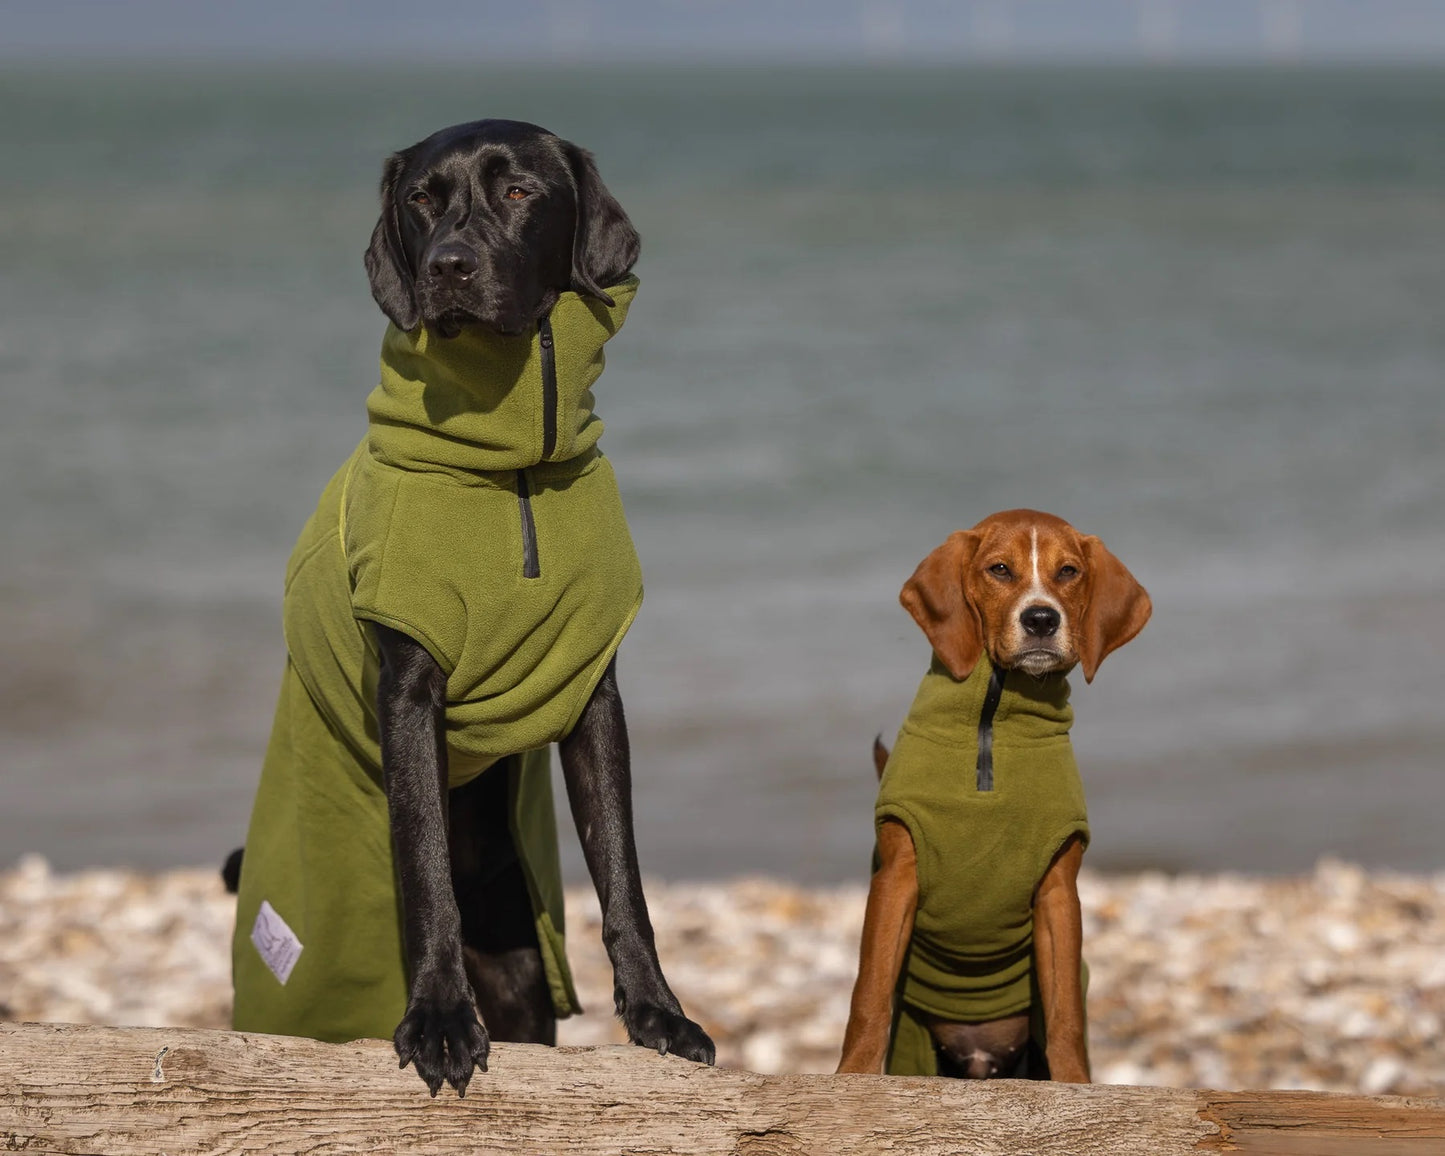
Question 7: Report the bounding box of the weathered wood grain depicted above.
[1,1022,1441,1155]
[1195,1088,1445,1156]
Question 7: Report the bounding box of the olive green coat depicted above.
[232,278,643,1042]
[874,655,1089,1076]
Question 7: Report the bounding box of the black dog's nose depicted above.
[427,243,478,284]
[1020,605,1061,638]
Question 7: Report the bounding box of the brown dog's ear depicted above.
[363,152,420,332]
[899,531,984,680]
[1077,536,1152,683]
[563,142,640,307]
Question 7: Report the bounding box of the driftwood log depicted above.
[2,1021,1443,1155]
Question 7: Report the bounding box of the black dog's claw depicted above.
[623,1001,714,1067]
[393,996,490,1096]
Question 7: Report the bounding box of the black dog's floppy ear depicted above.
[563,142,640,307]
[363,152,420,331]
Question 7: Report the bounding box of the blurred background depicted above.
[2,1,1442,882]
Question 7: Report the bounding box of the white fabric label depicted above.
[251,900,303,985]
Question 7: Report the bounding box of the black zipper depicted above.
[975,664,1008,792]
[516,315,556,580]
[516,469,540,578]
[539,313,558,461]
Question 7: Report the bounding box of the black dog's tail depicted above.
[873,734,890,780]
[221,847,244,894]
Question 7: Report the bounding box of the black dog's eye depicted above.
[505,186,528,201]
[407,190,432,208]
[988,563,1012,579]
[1057,564,1079,579]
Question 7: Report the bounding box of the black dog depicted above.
[228,120,713,1095]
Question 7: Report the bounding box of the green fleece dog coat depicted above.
[232,277,644,1042]
[875,654,1089,1076]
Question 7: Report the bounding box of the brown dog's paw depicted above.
[393,995,490,1096]
[622,1002,716,1065]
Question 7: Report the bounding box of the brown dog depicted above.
[837,509,1150,1081]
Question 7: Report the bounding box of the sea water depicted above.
[1,64,1442,878]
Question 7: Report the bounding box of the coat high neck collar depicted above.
[365,275,638,479]
[907,651,1074,744]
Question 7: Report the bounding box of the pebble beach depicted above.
[2,855,1441,1097]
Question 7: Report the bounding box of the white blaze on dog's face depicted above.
[899,509,1152,684]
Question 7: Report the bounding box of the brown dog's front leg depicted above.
[837,820,918,1074]
[559,660,715,1065]
[374,623,489,1097]
[1033,834,1089,1082]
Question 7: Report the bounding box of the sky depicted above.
[4,0,1445,63]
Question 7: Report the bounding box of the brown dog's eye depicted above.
[505,186,528,201]
[988,563,1012,579]
[1057,565,1079,579]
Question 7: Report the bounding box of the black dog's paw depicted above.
[393,995,490,1097]
[622,1001,716,1066]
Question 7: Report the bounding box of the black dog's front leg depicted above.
[373,622,489,1096]
[559,660,715,1065]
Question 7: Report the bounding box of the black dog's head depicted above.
[363,119,640,338]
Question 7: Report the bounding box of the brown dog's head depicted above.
[899,509,1151,683]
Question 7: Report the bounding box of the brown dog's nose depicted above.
[427,243,478,285]
[1020,605,1060,638]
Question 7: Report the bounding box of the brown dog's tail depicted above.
[873,734,890,780]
